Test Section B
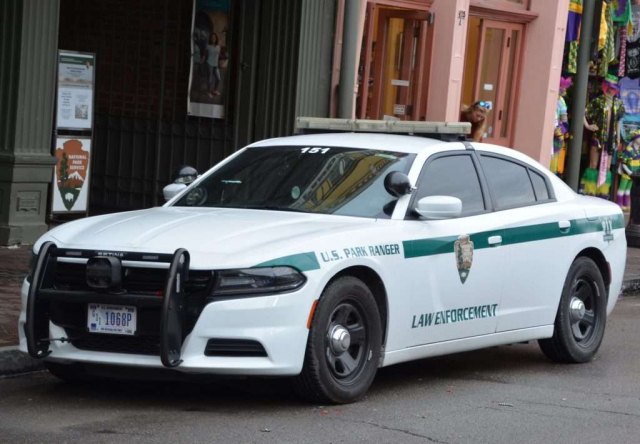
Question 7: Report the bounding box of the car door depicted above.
[476,152,576,332]
[401,151,506,346]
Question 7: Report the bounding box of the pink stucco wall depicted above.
[352,0,569,165]
[426,0,470,122]
[512,0,569,166]
[423,0,569,165]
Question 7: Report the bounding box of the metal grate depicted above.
[57,0,312,213]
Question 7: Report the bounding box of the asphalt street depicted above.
[1,296,639,444]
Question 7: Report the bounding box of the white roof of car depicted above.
[247,132,448,154]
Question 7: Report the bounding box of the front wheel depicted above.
[293,276,382,404]
[538,256,607,363]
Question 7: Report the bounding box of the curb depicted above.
[0,346,45,377]
[622,276,640,296]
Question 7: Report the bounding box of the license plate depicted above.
[87,304,137,335]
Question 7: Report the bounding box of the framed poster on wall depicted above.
[52,137,92,213]
[188,0,230,119]
[56,51,95,130]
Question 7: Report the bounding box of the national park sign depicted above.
[52,137,92,213]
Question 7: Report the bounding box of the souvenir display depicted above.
[552,77,572,175]
[580,75,626,198]
[559,0,640,205]
[616,129,640,210]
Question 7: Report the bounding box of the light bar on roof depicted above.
[295,117,471,135]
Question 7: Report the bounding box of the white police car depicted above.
[20,118,626,404]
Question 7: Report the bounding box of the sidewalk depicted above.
[2,243,640,376]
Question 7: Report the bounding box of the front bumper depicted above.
[19,278,313,376]
[19,244,316,377]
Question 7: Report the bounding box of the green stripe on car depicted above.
[403,213,623,259]
[254,252,321,272]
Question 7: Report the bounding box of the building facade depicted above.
[350,0,568,167]
[0,0,570,245]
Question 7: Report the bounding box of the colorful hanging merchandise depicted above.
[566,0,583,74]
[616,129,640,211]
[600,2,616,77]
[620,27,628,77]
[580,75,626,198]
[612,0,633,31]
[552,77,572,175]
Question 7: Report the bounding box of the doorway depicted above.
[462,17,523,146]
[357,5,433,121]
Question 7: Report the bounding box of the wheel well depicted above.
[577,248,611,291]
[329,266,389,348]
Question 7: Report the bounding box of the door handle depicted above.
[559,220,571,231]
[488,235,502,246]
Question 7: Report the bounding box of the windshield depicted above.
[174,146,415,219]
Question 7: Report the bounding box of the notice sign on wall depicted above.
[52,137,92,213]
[56,52,95,130]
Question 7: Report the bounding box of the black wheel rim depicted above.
[569,277,600,348]
[325,301,369,384]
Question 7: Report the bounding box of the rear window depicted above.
[480,155,536,209]
[529,170,550,201]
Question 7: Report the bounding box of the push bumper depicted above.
[19,244,314,377]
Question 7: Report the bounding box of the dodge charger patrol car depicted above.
[20,118,626,404]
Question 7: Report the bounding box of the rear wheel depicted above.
[538,256,607,363]
[293,276,382,404]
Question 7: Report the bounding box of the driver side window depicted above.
[413,154,486,217]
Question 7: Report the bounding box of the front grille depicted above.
[53,262,212,295]
[205,339,268,357]
[65,327,161,355]
[49,261,213,356]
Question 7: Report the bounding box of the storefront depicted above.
[341,0,569,165]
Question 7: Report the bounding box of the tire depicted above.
[44,361,91,383]
[538,256,607,363]
[293,276,382,404]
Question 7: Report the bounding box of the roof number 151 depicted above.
[301,147,331,154]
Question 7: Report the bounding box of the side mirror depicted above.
[172,165,198,184]
[163,165,199,202]
[415,196,462,220]
[163,183,187,201]
[384,171,412,197]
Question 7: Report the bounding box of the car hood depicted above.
[44,207,375,267]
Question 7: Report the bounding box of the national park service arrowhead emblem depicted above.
[55,139,89,210]
[454,234,474,284]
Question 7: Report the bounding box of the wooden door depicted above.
[359,7,433,121]
[473,20,523,146]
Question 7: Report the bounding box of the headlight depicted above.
[210,267,306,297]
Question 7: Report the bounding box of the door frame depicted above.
[470,19,524,147]
[360,6,433,120]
